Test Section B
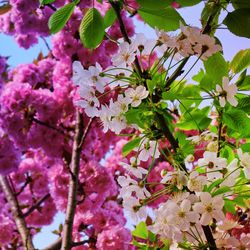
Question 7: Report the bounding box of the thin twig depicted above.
[41,37,52,52]
[61,110,84,250]
[23,194,50,218]
[78,118,93,149]
[0,175,35,250]
[15,175,31,196]
[32,118,70,138]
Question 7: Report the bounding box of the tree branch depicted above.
[23,194,50,218]
[0,175,35,250]
[61,110,84,250]
[109,0,142,76]
[165,57,189,89]
[32,118,67,137]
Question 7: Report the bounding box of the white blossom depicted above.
[193,34,222,60]
[167,199,199,231]
[105,64,131,88]
[187,171,207,192]
[149,200,183,242]
[193,192,225,226]
[137,139,160,162]
[237,148,250,179]
[72,61,88,86]
[112,42,136,67]
[198,151,227,181]
[131,33,155,56]
[85,63,106,93]
[123,196,147,222]
[118,174,150,199]
[120,157,148,179]
[125,86,149,107]
[221,159,240,187]
[75,86,100,117]
[216,77,238,107]
[161,170,188,190]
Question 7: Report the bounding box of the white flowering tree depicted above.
[0,0,250,249]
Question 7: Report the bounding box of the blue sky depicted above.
[0,2,249,249]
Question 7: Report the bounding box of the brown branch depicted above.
[78,118,93,149]
[32,118,67,137]
[71,240,89,247]
[15,175,31,196]
[202,225,217,250]
[0,175,35,250]
[61,110,84,250]
[109,0,142,76]
[23,194,50,218]
[165,57,189,89]
[217,110,223,157]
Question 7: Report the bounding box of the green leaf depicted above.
[204,52,228,83]
[223,109,250,136]
[146,79,157,95]
[224,199,236,214]
[40,0,55,5]
[237,96,250,115]
[242,143,250,152]
[148,231,157,242]
[230,49,250,74]
[233,196,248,207]
[48,2,75,34]
[177,107,211,130]
[79,8,105,49]
[175,0,202,7]
[162,80,185,101]
[206,178,224,193]
[223,8,250,38]
[122,137,142,157]
[138,7,184,31]
[137,0,172,9]
[103,8,116,29]
[231,0,250,9]
[132,222,148,240]
[125,109,143,127]
[175,131,194,155]
[212,186,231,197]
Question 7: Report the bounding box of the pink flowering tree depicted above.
[0,0,250,249]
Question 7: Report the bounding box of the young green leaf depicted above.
[137,0,172,10]
[230,49,250,74]
[175,0,202,7]
[224,199,236,214]
[48,2,75,34]
[204,52,228,83]
[223,9,250,38]
[231,0,250,9]
[79,8,105,49]
[237,96,250,115]
[212,186,231,197]
[40,0,55,5]
[103,8,116,29]
[206,178,224,193]
[223,110,250,137]
[132,221,149,240]
[122,137,142,157]
[138,7,184,31]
